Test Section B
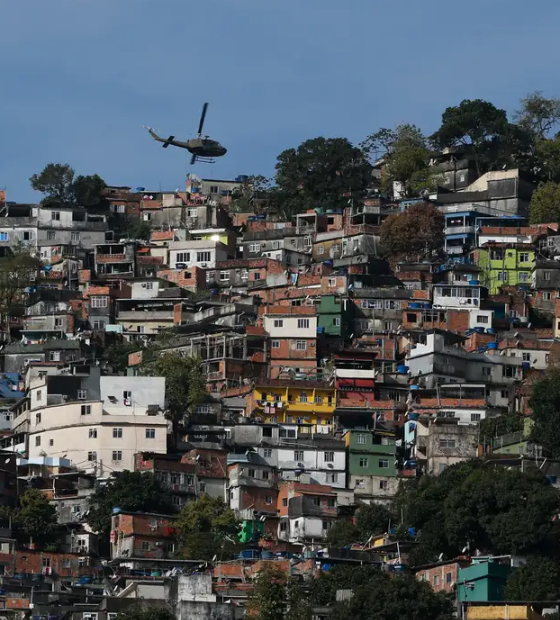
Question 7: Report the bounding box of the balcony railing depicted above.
[444,225,475,236]
[444,246,466,255]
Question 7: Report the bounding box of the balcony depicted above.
[118,310,174,321]
[445,246,466,255]
[288,496,337,518]
[444,225,475,236]
[96,253,127,263]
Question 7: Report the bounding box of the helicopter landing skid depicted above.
[192,156,216,164]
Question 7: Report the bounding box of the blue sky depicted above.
[2,0,560,202]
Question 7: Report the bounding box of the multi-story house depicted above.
[344,429,398,502]
[473,243,535,294]
[531,259,560,316]
[24,369,167,475]
[1,340,83,374]
[110,511,176,564]
[168,239,230,270]
[94,241,137,280]
[251,379,336,433]
[226,456,278,520]
[353,288,412,335]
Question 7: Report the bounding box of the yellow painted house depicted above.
[252,380,336,431]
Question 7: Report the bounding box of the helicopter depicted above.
[144,102,227,164]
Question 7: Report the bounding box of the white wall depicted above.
[469,310,493,329]
[503,348,549,370]
[433,286,481,309]
[264,315,317,338]
[100,376,165,415]
[130,281,162,299]
[289,517,326,541]
[169,241,228,269]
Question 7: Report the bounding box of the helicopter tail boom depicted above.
[162,136,175,149]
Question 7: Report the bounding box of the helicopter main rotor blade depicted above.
[190,153,197,165]
[197,103,209,136]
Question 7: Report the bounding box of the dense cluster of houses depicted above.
[0,161,557,619]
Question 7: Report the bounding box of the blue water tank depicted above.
[469,280,480,285]
[486,328,495,334]
[474,327,485,334]
[397,365,408,374]
[487,342,498,349]
[317,327,325,334]
[112,507,122,514]
[409,412,419,420]
[410,384,420,390]
[136,187,145,192]
[410,303,420,309]
[261,551,274,560]
[522,361,530,370]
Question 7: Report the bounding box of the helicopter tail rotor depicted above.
[162,136,175,148]
[197,103,209,137]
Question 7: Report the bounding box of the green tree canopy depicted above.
[87,471,174,536]
[431,99,510,175]
[175,495,238,560]
[127,218,152,241]
[311,565,453,620]
[479,412,525,440]
[504,557,560,601]
[141,353,206,421]
[530,368,560,456]
[516,91,560,139]
[247,567,309,620]
[380,203,444,262]
[326,519,361,547]
[529,181,560,224]
[117,605,176,620]
[274,137,372,218]
[355,502,394,538]
[362,124,436,198]
[30,163,107,209]
[15,489,58,547]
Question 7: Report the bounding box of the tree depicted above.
[380,203,444,262]
[534,136,560,182]
[479,412,525,440]
[0,246,41,334]
[444,468,560,556]
[141,353,207,421]
[361,125,436,198]
[30,163,75,205]
[15,489,58,547]
[326,519,361,546]
[230,175,273,213]
[355,503,394,538]
[117,605,176,620]
[530,369,560,456]
[515,91,560,139]
[87,471,174,536]
[30,163,107,209]
[432,99,510,175]
[313,566,453,620]
[274,137,372,218]
[73,174,107,210]
[529,181,560,224]
[126,218,152,241]
[105,340,142,373]
[175,495,238,560]
[504,557,560,601]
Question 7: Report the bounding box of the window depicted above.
[476,315,489,324]
[324,451,334,462]
[49,438,54,447]
[196,251,211,263]
[146,428,156,439]
[433,575,439,586]
[262,470,270,480]
[439,439,456,449]
[77,390,87,401]
[315,395,323,405]
[497,272,508,281]
[303,236,312,247]
[81,404,91,416]
[172,496,182,507]
[359,458,369,468]
[265,495,273,505]
[317,245,325,255]
[54,317,63,328]
[187,208,198,218]
[355,479,365,489]
[271,340,280,349]
[141,541,150,551]
[280,521,288,532]
[37,389,42,401]
[48,350,61,362]
[544,271,551,281]
[294,450,304,461]
[209,185,219,193]
[333,317,341,326]
[378,459,389,469]
[446,572,453,584]
[241,270,249,280]
[272,241,280,250]
[482,367,491,377]
[143,212,152,221]
[502,366,515,378]
[51,211,61,221]
[264,448,272,458]
[91,296,108,308]
[519,272,529,283]
[471,413,481,422]
[544,292,552,301]
[113,428,123,439]
[47,231,56,240]
[248,469,255,478]
[253,272,262,281]
[296,340,306,351]
[522,352,531,362]
[327,473,338,484]
[299,392,308,403]
[219,271,229,281]
[282,498,288,507]
[175,252,190,263]
[35,436,41,447]
[357,433,367,445]
[273,319,284,328]
[89,428,97,439]
[112,450,122,461]
[123,390,132,402]
[297,318,310,329]
[379,480,388,490]
[71,231,80,243]
[88,451,97,461]
[249,243,259,253]
[35,412,41,424]
[519,252,530,263]
[328,278,336,286]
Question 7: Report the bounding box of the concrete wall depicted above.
[99,376,165,414]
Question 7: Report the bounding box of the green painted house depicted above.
[457,560,513,603]
[473,244,534,294]
[318,295,352,337]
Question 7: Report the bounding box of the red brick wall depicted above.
[415,562,465,593]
